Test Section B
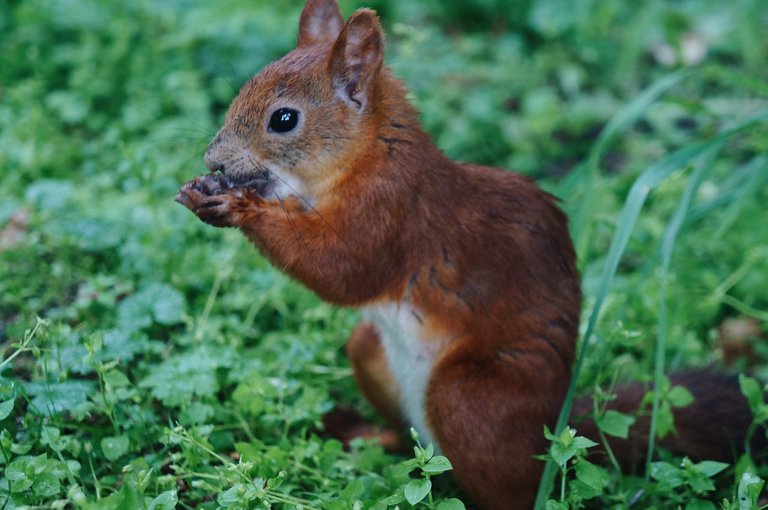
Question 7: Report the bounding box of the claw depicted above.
[197,197,224,209]
[196,173,232,195]
[175,190,195,210]
[176,174,263,229]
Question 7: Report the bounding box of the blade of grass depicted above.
[687,155,768,223]
[711,156,768,240]
[646,140,724,472]
[584,69,693,175]
[535,142,706,509]
[699,63,768,97]
[721,295,768,323]
[570,69,692,258]
[534,110,768,509]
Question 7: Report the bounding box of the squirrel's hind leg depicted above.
[426,340,569,510]
[322,322,405,451]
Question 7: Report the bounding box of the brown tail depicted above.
[572,369,766,471]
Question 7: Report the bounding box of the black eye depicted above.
[268,108,300,133]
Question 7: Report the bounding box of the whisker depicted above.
[272,188,326,279]
[264,169,341,239]
[272,189,304,245]
[177,151,208,175]
[226,61,242,95]
[224,152,342,240]
[228,156,248,179]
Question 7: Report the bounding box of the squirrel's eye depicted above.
[268,108,300,133]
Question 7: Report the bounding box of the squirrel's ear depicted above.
[298,0,344,47]
[328,9,384,110]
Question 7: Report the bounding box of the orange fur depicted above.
[176,2,760,508]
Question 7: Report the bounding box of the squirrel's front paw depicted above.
[176,175,261,228]
[189,173,234,194]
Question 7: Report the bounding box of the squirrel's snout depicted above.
[204,132,228,173]
[204,150,225,173]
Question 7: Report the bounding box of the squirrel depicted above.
[176,1,763,508]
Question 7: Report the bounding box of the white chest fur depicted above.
[263,160,313,205]
[363,302,442,450]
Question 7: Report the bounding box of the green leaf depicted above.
[25,180,76,212]
[596,409,636,439]
[148,490,178,510]
[655,402,675,439]
[85,481,140,510]
[117,283,185,333]
[217,485,244,506]
[436,498,466,510]
[40,427,66,452]
[685,499,716,510]
[11,476,34,493]
[738,471,765,509]
[574,460,609,492]
[650,461,685,488]
[31,453,49,475]
[398,458,420,475]
[693,460,729,478]
[0,398,14,420]
[688,475,715,494]
[32,473,61,497]
[667,386,695,408]
[422,455,453,474]
[423,442,435,461]
[104,370,131,388]
[180,402,214,425]
[571,436,598,450]
[378,489,406,506]
[139,344,236,406]
[549,429,598,465]
[404,478,432,505]
[6,458,30,481]
[739,374,764,414]
[232,373,278,416]
[558,427,574,447]
[26,380,96,416]
[150,284,186,325]
[340,479,365,501]
[570,459,610,501]
[101,435,129,461]
[550,441,577,467]
[569,479,601,500]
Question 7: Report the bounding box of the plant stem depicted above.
[0,317,46,372]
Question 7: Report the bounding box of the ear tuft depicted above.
[328,9,385,111]
[298,0,344,47]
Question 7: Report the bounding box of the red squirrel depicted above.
[176,1,761,508]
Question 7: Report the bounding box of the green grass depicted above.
[1,0,768,508]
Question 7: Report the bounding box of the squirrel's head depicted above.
[204,0,387,204]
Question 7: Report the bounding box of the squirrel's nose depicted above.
[204,147,225,173]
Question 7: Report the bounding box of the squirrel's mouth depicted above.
[213,165,310,204]
[213,169,272,197]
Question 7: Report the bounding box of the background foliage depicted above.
[1,0,767,508]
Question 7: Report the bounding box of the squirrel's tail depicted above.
[572,369,766,470]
